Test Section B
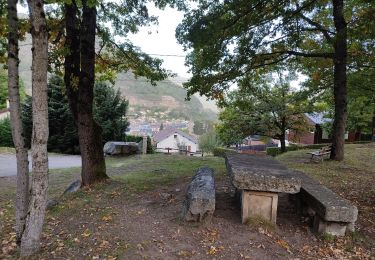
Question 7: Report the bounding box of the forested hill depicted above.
[18,37,217,122]
[115,72,217,121]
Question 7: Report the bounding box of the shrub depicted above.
[213,147,237,157]
[0,117,13,147]
[123,135,154,154]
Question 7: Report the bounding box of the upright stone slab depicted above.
[182,167,215,222]
[241,191,278,224]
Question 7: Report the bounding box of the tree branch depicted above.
[298,13,334,43]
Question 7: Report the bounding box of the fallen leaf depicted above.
[81,229,91,237]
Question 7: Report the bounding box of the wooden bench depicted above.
[307,145,332,162]
[291,171,358,236]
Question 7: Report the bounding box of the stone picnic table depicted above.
[225,153,301,224]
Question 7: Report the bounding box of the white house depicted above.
[153,128,198,153]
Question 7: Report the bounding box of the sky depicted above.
[127,6,190,79]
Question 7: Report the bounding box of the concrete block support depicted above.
[241,190,278,224]
[313,215,347,236]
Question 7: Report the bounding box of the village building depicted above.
[153,128,198,153]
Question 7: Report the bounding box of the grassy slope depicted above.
[0,154,225,200]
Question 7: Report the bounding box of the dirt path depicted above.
[13,176,368,259]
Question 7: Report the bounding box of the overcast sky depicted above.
[127,6,190,79]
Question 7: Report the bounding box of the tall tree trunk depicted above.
[20,0,49,256]
[372,98,375,142]
[78,1,107,185]
[7,0,30,244]
[64,1,108,186]
[330,0,347,161]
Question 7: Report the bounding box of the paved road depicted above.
[0,153,81,177]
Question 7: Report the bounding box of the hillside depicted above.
[115,72,217,122]
[18,37,217,124]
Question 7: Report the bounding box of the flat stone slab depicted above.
[182,166,215,222]
[225,154,301,193]
[295,171,358,223]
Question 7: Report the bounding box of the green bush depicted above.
[213,147,237,157]
[123,135,154,154]
[0,117,13,147]
[266,147,283,157]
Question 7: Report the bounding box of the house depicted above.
[153,128,198,153]
[287,113,350,144]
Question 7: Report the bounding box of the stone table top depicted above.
[225,154,301,193]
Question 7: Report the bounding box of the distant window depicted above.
[174,134,177,139]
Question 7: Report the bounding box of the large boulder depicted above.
[103,141,139,155]
[182,167,215,222]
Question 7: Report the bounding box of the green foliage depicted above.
[123,135,154,154]
[93,82,129,142]
[217,73,316,149]
[212,147,237,158]
[0,117,13,147]
[198,130,221,154]
[176,0,375,98]
[0,68,26,109]
[22,75,129,153]
[0,69,7,109]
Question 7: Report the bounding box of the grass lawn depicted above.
[1,149,374,259]
[277,143,375,248]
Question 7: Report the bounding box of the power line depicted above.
[17,43,186,58]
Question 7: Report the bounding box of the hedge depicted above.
[213,147,237,157]
[0,117,13,147]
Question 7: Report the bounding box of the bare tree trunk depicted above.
[20,0,49,256]
[330,0,347,161]
[7,0,30,244]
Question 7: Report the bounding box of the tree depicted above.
[93,82,129,143]
[217,74,313,152]
[198,129,221,154]
[176,0,375,160]
[22,76,129,153]
[62,0,184,185]
[20,0,49,255]
[6,0,29,246]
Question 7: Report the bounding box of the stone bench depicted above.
[293,171,358,236]
[182,166,215,222]
[225,154,301,224]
